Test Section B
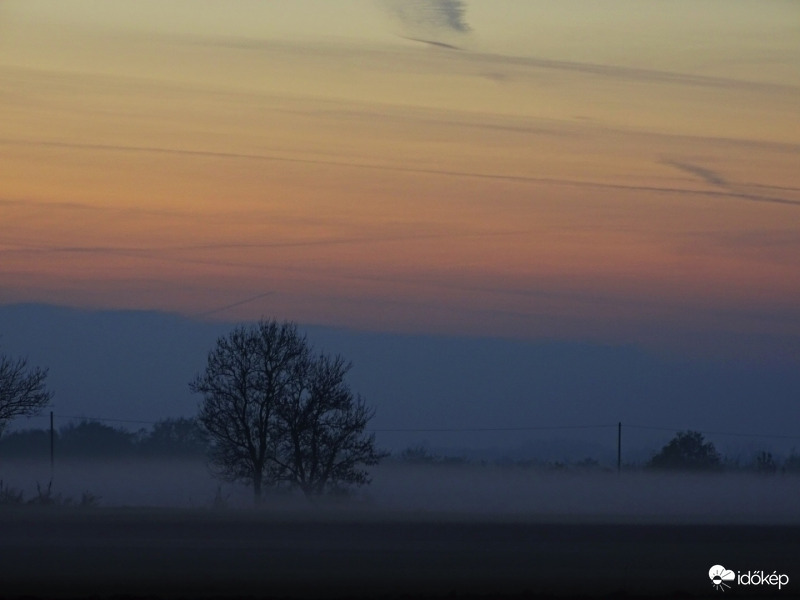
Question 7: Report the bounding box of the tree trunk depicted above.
[253,471,262,505]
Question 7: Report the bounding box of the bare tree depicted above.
[274,354,386,498]
[0,354,53,437]
[190,321,307,503]
[191,320,384,503]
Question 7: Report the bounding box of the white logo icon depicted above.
[709,565,735,591]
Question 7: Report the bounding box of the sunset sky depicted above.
[2,0,799,362]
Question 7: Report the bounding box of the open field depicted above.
[2,460,800,598]
[0,506,798,599]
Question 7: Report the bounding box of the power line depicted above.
[626,423,800,441]
[370,424,617,433]
[55,414,159,426]
[16,413,800,442]
[49,417,617,433]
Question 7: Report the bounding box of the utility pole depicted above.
[617,421,622,473]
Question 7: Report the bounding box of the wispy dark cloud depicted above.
[2,136,798,209]
[664,160,728,187]
[662,159,799,207]
[469,52,799,95]
[0,220,529,272]
[159,33,798,95]
[401,37,462,51]
[381,0,470,35]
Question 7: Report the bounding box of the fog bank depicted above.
[2,458,799,524]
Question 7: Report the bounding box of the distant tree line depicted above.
[0,417,208,459]
[643,430,800,474]
[2,423,799,474]
[394,432,800,474]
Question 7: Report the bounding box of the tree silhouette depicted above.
[647,430,721,471]
[273,353,386,497]
[0,353,53,438]
[191,319,384,503]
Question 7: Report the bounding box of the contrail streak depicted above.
[191,292,274,318]
[2,138,797,208]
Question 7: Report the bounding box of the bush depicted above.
[783,451,800,474]
[27,480,70,506]
[0,479,100,508]
[647,431,722,471]
[754,451,777,474]
[78,491,101,508]
[0,480,24,505]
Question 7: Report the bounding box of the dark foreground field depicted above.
[1,507,798,600]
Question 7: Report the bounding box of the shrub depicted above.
[647,430,722,471]
[0,480,24,505]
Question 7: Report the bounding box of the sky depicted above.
[1,0,799,363]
